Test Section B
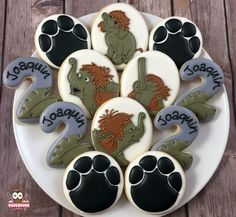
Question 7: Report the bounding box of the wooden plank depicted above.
[0,0,6,100]
[225,0,236,120]
[0,0,64,216]
[119,0,172,17]
[65,0,118,17]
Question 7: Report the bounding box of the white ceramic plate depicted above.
[13,13,230,217]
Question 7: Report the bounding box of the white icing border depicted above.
[125,151,186,215]
[63,151,124,215]
[149,16,203,59]
[35,14,91,69]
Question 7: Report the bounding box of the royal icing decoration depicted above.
[175,58,224,122]
[58,49,119,118]
[91,3,148,69]
[3,57,60,122]
[91,97,153,167]
[40,102,93,167]
[35,14,91,68]
[149,16,203,68]
[152,105,199,170]
[63,151,123,214]
[121,51,180,116]
[125,151,186,214]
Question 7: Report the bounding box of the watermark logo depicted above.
[8,190,30,211]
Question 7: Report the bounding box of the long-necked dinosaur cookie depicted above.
[91,97,153,167]
[120,51,180,116]
[63,151,123,214]
[3,57,60,123]
[175,58,224,121]
[35,14,91,68]
[125,151,186,214]
[152,105,199,170]
[91,3,148,69]
[58,49,119,119]
[149,16,203,68]
[40,102,93,168]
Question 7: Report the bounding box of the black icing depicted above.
[38,15,88,67]
[66,155,120,213]
[139,155,157,171]
[93,155,110,172]
[158,157,174,174]
[153,18,200,68]
[129,155,183,212]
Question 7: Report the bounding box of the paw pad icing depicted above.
[125,151,186,214]
[63,151,123,214]
[149,16,203,68]
[35,14,91,68]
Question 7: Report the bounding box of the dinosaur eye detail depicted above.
[12,192,18,199]
[77,73,81,78]
[17,192,23,199]
[84,77,90,82]
[129,128,133,133]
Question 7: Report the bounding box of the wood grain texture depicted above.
[0,0,63,216]
[0,0,235,217]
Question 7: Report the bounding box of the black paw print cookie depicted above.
[125,151,185,214]
[35,14,91,68]
[149,16,203,68]
[63,151,123,214]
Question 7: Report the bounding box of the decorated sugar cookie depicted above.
[125,151,185,214]
[149,16,203,68]
[175,58,224,121]
[120,51,180,116]
[40,102,93,168]
[35,14,91,68]
[152,105,199,170]
[91,3,148,69]
[91,97,153,167]
[58,49,119,118]
[3,57,60,123]
[63,151,123,214]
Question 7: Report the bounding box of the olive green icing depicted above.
[178,92,216,122]
[67,58,118,117]
[92,111,146,167]
[128,57,170,116]
[19,87,60,119]
[159,140,193,170]
[49,135,94,167]
[99,11,140,65]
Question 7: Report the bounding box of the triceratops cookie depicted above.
[91,3,149,69]
[149,16,203,68]
[91,97,153,167]
[121,51,180,116]
[35,14,91,68]
[58,49,119,119]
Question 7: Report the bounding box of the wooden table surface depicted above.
[1,0,236,216]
